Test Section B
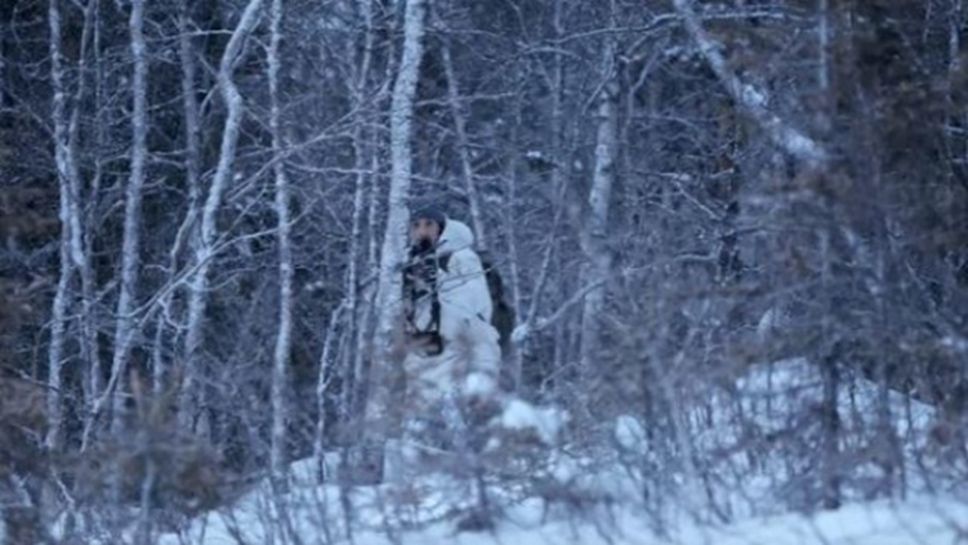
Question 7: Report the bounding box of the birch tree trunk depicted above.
[946,0,964,182]
[178,0,201,214]
[67,1,99,416]
[180,0,264,429]
[503,92,524,391]
[542,0,567,392]
[268,0,292,488]
[578,40,619,375]
[170,0,203,272]
[148,0,203,397]
[361,0,426,482]
[45,0,73,450]
[351,0,397,424]
[818,0,830,95]
[106,0,149,433]
[316,301,346,481]
[84,0,104,408]
[48,0,95,449]
[319,0,376,476]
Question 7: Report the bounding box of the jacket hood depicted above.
[436,218,475,256]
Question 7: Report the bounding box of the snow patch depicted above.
[941,335,968,352]
[510,323,530,344]
[499,399,567,444]
[614,414,646,451]
[158,483,968,545]
[464,372,496,397]
[150,360,959,545]
[756,306,782,340]
[741,83,768,108]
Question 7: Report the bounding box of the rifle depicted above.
[402,240,444,356]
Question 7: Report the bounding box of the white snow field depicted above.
[158,484,968,545]
[151,359,967,545]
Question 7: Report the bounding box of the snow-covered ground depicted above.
[156,473,968,545]
[151,359,967,545]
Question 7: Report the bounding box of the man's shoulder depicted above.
[453,246,483,262]
[440,246,482,272]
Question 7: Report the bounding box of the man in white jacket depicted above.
[402,206,502,449]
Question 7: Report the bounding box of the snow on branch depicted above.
[673,0,827,166]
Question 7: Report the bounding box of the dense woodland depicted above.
[1,0,967,543]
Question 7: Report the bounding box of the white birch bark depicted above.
[320,0,376,475]
[364,0,426,456]
[817,0,830,93]
[578,42,619,373]
[338,108,368,427]
[366,144,381,272]
[106,0,149,433]
[84,0,104,407]
[505,96,523,320]
[149,0,203,397]
[45,0,74,451]
[352,2,397,423]
[503,96,523,390]
[48,0,96,449]
[171,0,203,267]
[178,0,202,213]
[315,302,345,480]
[674,0,827,166]
[180,0,264,428]
[951,0,962,75]
[348,145,381,420]
[64,1,100,415]
[268,0,292,488]
[65,1,92,277]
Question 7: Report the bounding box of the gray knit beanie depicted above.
[411,205,447,231]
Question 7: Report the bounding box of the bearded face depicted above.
[409,217,441,249]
